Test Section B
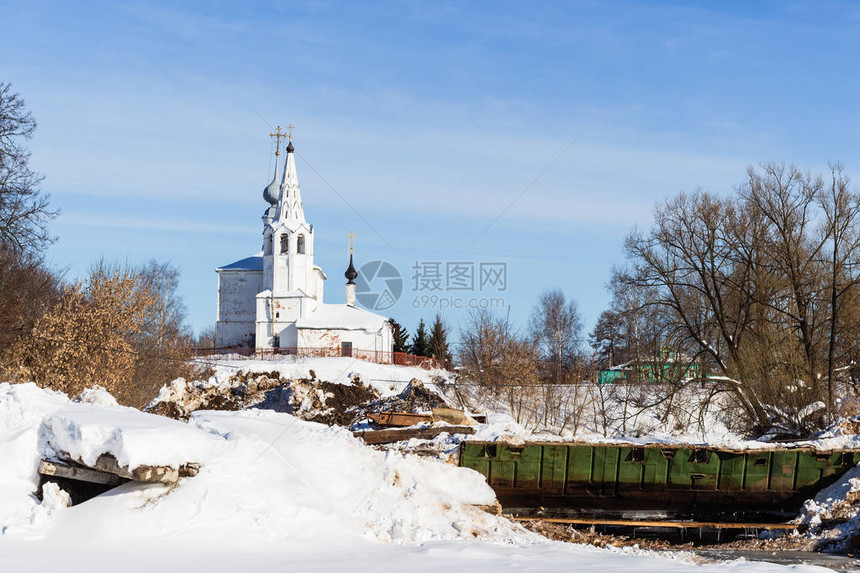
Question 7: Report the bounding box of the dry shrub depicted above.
[10,266,155,398]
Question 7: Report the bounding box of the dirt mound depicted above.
[147,370,381,426]
[146,371,289,420]
[290,378,378,426]
[366,379,448,415]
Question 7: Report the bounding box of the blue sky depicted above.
[3,0,860,341]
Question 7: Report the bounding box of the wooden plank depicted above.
[86,454,179,483]
[431,408,478,426]
[511,516,797,531]
[367,412,432,427]
[39,459,126,486]
[368,409,480,428]
[53,451,200,484]
[354,425,475,445]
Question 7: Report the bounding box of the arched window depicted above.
[297,234,305,254]
[280,233,289,254]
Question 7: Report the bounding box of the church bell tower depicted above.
[261,126,316,297]
[255,126,325,349]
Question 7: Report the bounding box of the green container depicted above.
[459,441,860,521]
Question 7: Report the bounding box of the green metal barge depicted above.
[459,441,860,521]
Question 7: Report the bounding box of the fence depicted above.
[192,346,439,369]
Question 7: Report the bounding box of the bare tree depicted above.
[195,325,217,349]
[0,245,61,360]
[818,164,860,419]
[619,163,860,436]
[529,289,583,384]
[458,309,541,425]
[127,260,197,407]
[0,82,57,252]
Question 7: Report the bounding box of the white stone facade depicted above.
[215,138,393,359]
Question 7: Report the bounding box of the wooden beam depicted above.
[39,459,126,486]
[511,516,798,531]
[354,425,475,445]
[52,450,200,484]
[368,412,432,427]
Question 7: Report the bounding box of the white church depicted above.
[215,130,394,360]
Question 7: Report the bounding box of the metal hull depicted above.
[459,441,860,521]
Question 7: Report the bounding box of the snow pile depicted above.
[184,409,522,544]
[0,381,530,546]
[0,383,69,539]
[1,381,843,572]
[42,402,222,470]
[794,465,860,551]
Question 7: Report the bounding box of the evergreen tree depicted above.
[410,318,430,357]
[429,313,452,367]
[388,317,410,353]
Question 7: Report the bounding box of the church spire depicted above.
[276,126,306,226]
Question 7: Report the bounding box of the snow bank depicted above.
[1,382,838,572]
[184,409,520,544]
[0,383,69,539]
[42,403,222,470]
[0,381,528,546]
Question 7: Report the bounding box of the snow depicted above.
[0,380,830,572]
[0,381,522,545]
[296,302,388,331]
[42,402,222,470]
[188,355,451,397]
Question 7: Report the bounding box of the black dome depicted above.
[345,254,358,284]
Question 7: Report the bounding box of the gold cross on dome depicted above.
[287,123,295,141]
[269,125,286,155]
[347,230,356,254]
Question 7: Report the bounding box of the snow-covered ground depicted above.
[0,379,838,572]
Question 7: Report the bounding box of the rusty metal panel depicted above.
[541,445,568,495]
[744,452,772,491]
[566,446,594,486]
[717,451,746,491]
[667,448,719,490]
[512,445,542,489]
[769,450,799,492]
[641,447,669,487]
[592,446,620,495]
[490,461,516,488]
[368,412,432,427]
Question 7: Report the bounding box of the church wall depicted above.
[216,269,263,348]
[254,294,320,349]
[298,326,392,362]
[216,321,255,349]
[313,268,325,301]
[218,270,263,321]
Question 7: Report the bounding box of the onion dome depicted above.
[345,253,358,285]
[263,169,280,205]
